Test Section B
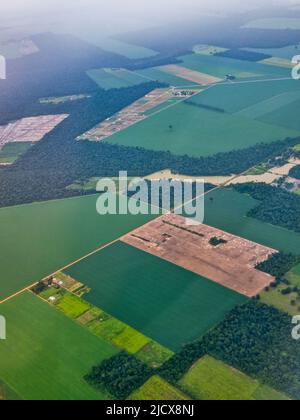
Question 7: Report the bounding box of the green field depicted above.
[136,341,174,368]
[178,53,288,80]
[131,67,200,87]
[129,376,189,400]
[202,188,300,254]
[193,44,228,55]
[189,78,300,115]
[0,379,22,400]
[55,293,91,319]
[106,100,298,157]
[244,45,300,60]
[0,292,118,400]
[0,194,155,300]
[95,38,158,59]
[260,285,300,316]
[65,241,246,352]
[286,263,300,287]
[87,68,149,89]
[0,142,33,164]
[179,356,288,400]
[243,18,300,30]
[259,98,300,131]
[190,78,300,132]
[45,288,171,362]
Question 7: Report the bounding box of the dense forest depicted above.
[205,301,300,400]
[289,165,300,180]
[85,352,152,399]
[159,300,300,399]
[215,49,271,62]
[0,124,297,208]
[233,183,300,233]
[256,252,300,280]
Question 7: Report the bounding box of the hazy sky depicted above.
[0,0,297,38]
[0,0,295,20]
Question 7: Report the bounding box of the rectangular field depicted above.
[79,88,198,142]
[65,241,247,352]
[179,356,288,400]
[0,142,33,165]
[203,188,300,254]
[129,376,190,400]
[0,194,155,301]
[0,292,118,400]
[87,68,149,90]
[188,78,300,114]
[0,114,69,150]
[106,100,299,157]
[258,99,300,131]
[160,65,222,85]
[122,214,276,297]
[132,67,201,87]
[178,54,288,80]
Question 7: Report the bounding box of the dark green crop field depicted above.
[65,241,246,352]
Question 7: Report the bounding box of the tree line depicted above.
[233,183,300,234]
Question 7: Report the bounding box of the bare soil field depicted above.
[161,65,223,85]
[144,169,280,186]
[0,114,69,149]
[122,214,277,297]
[144,169,232,185]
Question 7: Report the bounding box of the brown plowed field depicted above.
[122,214,277,297]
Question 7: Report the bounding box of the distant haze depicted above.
[0,0,298,39]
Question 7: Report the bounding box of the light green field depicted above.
[0,379,22,400]
[106,101,299,157]
[130,376,190,401]
[259,98,300,131]
[0,292,118,400]
[55,293,91,319]
[132,67,200,87]
[87,68,149,89]
[244,45,300,60]
[243,18,300,30]
[237,90,300,120]
[91,38,158,59]
[286,263,300,287]
[202,188,300,254]
[34,276,170,359]
[178,53,288,80]
[0,142,33,164]
[52,289,167,358]
[189,78,300,114]
[260,57,293,69]
[136,341,174,368]
[39,95,90,105]
[294,144,300,152]
[180,356,257,400]
[193,44,228,55]
[180,356,289,400]
[65,241,246,352]
[260,285,300,316]
[0,194,155,300]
